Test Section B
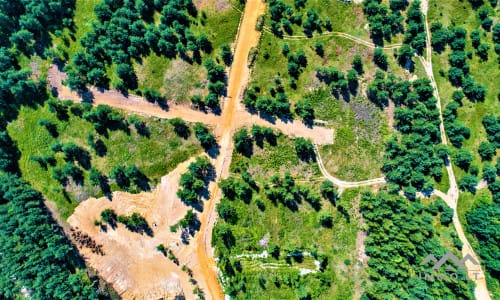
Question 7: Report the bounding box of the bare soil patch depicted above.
[68,159,203,299]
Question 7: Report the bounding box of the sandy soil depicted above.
[48,66,221,126]
[192,0,268,298]
[48,65,333,145]
[68,159,199,299]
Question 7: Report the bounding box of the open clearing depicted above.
[68,158,204,299]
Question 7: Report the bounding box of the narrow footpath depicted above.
[420,1,490,298]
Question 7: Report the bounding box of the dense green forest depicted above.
[379,76,444,195]
[357,63,476,299]
[0,0,100,297]
[360,192,474,299]
[0,174,98,298]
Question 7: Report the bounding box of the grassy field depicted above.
[7,101,201,218]
[312,89,389,181]
[251,27,409,180]
[262,0,372,40]
[52,0,100,60]
[434,166,450,193]
[217,132,367,299]
[137,2,243,102]
[429,0,500,180]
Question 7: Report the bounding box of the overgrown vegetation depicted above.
[8,102,201,217]
[214,130,365,298]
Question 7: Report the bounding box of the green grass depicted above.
[251,24,408,181]
[434,166,450,193]
[429,0,500,179]
[218,133,367,299]
[7,101,201,218]
[312,90,389,181]
[263,0,372,40]
[231,132,321,179]
[52,0,100,60]
[136,2,243,102]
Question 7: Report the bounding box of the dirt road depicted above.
[193,0,267,299]
[420,1,491,298]
[48,65,333,145]
[48,65,222,126]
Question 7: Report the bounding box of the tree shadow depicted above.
[79,89,95,103]
[133,122,150,138]
[206,143,220,159]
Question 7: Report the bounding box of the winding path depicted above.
[314,145,386,193]
[420,2,490,298]
[262,27,402,50]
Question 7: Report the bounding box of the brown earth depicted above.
[63,1,271,299]
[68,159,200,299]
[192,0,267,298]
[54,0,333,298]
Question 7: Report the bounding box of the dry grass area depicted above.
[194,0,231,12]
[68,158,208,299]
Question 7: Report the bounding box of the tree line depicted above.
[0,0,101,297]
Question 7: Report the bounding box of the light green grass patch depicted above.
[136,2,242,102]
[52,0,100,60]
[220,135,367,299]
[310,89,389,181]
[7,102,201,218]
[429,0,500,179]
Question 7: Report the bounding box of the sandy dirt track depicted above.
[420,1,491,298]
[48,65,334,145]
[64,0,273,299]
[192,0,267,298]
[68,159,199,299]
